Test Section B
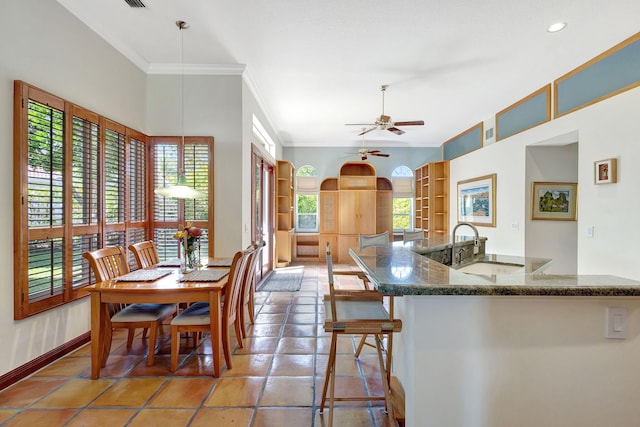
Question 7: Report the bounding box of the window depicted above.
[150,136,214,260]
[295,165,318,232]
[14,81,149,319]
[252,115,275,158]
[391,166,414,231]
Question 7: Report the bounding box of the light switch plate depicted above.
[605,307,627,339]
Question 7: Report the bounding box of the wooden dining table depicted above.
[87,259,231,379]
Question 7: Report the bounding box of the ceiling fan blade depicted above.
[358,127,377,136]
[345,123,376,126]
[370,153,390,157]
[393,120,424,126]
[387,127,405,135]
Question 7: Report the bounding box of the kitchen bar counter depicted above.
[349,241,640,427]
[349,241,640,296]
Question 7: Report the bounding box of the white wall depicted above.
[0,0,147,375]
[450,86,640,280]
[282,146,442,181]
[525,143,578,274]
[146,74,245,257]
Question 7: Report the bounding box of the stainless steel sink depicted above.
[456,261,524,275]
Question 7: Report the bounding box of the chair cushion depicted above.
[111,303,175,322]
[171,302,211,326]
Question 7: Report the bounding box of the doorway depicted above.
[251,145,274,282]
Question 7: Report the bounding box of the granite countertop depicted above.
[349,242,640,297]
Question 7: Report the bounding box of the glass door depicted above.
[251,146,274,281]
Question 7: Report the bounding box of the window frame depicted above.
[13,81,151,319]
[295,165,318,232]
[391,166,415,232]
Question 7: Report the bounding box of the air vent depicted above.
[124,0,146,7]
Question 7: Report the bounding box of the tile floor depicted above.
[0,262,395,427]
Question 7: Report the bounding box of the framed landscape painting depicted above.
[457,174,496,227]
[531,182,577,221]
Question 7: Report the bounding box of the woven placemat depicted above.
[179,269,230,282]
[207,257,233,267]
[156,258,182,267]
[115,269,172,282]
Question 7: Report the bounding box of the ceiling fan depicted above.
[351,130,390,160]
[345,84,424,136]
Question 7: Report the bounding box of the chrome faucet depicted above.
[451,222,480,265]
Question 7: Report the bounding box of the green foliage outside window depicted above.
[393,197,411,230]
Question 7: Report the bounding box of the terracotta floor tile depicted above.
[2,409,77,427]
[276,337,316,354]
[314,407,378,427]
[189,407,253,427]
[314,377,369,407]
[38,356,89,377]
[291,304,317,313]
[253,313,286,324]
[203,377,264,407]
[257,304,289,313]
[66,409,137,427]
[244,324,282,337]
[286,312,317,324]
[282,323,317,337]
[147,378,215,408]
[270,354,315,376]
[220,354,272,377]
[127,408,194,427]
[0,379,66,408]
[253,407,313,427]
[81,355,144,378]
[259,376,314,406]
[33,379,115,408]
[90,378,166,407]
[233,337,279,355]
[171,354,217,376]
[0,410,18,423]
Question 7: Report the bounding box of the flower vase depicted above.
[182,237,200,272]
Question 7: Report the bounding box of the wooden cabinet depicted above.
[415,160,449,238]
[276,160,294,267]
[339,190,377,235]
[319,162,393,263]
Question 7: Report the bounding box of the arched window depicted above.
[391,166,414,231]
[296,165,318,231]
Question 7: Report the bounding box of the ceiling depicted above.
[57,0,639,149]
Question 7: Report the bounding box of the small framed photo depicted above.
[531,182,577,221]
[457,174,496,227]
[594,158,617,184]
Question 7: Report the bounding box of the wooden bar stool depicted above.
[319,243,402,427]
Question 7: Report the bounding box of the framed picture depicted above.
[531,182,577,221]
[594,158,617,184]
[457,174,496,227]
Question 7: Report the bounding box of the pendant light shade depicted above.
[154,173,207,199]
[154,20,206,200]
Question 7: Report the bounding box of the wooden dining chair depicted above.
[170,247,254,373]
[319,243,402,427]
[128,240,160,269]
[83,246,176,367]
[239,241,264,338]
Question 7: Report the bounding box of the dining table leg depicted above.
[90,293,106,379]
[209,289,224,377]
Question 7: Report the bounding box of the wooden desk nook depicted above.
[87,265,229,379]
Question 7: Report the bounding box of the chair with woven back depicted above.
[319,243,402,426]
[83,245,177,367]
[128,240,160,269]
[170,246,255,373]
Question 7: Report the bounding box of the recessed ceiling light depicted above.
[547,22,568,33]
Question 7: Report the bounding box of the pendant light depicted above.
[154,20,206,199]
